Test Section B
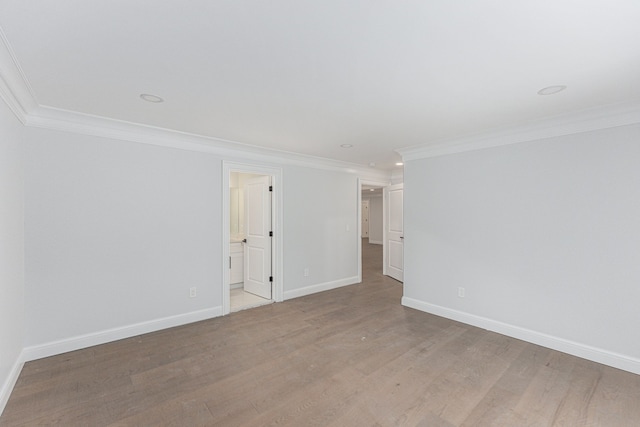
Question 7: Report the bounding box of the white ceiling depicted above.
[1,1,640,169]
[362,186,383,197]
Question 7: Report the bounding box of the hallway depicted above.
[362,238,384,280]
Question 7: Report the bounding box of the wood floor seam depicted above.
[2,241,640,426]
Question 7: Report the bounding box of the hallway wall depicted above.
[366,195,383,244]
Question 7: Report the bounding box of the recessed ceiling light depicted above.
[537,85,567,96]
[140,93,164,103]
[340,144,353,148]
[395,162,404,166]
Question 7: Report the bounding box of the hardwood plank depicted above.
[2,240,640,426]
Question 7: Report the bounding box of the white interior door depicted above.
[361,200,370,238]
[384,183,404,282]
[243,175,272,299]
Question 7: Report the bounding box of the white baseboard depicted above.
[23,306,223,362]
[368,240,383,245]
[284,276,360,300]
[0,350,25,417]
[401,297,640,376]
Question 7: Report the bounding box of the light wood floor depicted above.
[2,240,640,426]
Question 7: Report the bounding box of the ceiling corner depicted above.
[0,25,39,124]
[397,100,640,161]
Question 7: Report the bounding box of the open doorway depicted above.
[359,180,387,280]
[222,162,283,315]
[229,172,272,311]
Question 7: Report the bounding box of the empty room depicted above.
[1,1,640,425]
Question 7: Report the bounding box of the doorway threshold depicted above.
[230,288,274,312]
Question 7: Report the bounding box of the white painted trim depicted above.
[284,276,360,300]
[20,104,391,182]
[22,307,221,362]
[222,168,231,315]
[369,240,383,245]
[0,32,390,183]
[0,26,38,124]
[0,28,390,182]
[0,350,25,417]
[356,179,362,283]
[382,186,387,276]
[0,66,26,124]
[4,19,640,174]
[397,101,640,161]
[360,179,391,189]
[401,296,640,376]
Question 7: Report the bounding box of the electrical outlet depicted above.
[458,287,465,298]
[190,287,197,298]
[304,268,309,277]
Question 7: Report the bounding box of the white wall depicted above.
[283,165,359,298]
[24,129,223,352]
[402,124,640,373]
[20,127,364,357]
[0,99,25,412]
[363,195,383,244]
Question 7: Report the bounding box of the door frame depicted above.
[222,161,283,315]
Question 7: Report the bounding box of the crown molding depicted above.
[390,169,404,184]
[397,100,640,161]
[0,26,38,124]
[0,23,389,182]
[25,104,391,182]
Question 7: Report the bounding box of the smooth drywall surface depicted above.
[366,195,383,244]
[24,129,222,347]
[0,99,25,411]
[283,165,359,292]
[404,124,640,360]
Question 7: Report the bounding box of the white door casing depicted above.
[243,175,272,299]
[384,183,404,282]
